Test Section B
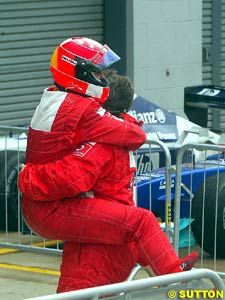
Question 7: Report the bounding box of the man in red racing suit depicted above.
[19,72,198,292]
[21,72,146,291]
[26,37,145,165]
[20,37,148,292]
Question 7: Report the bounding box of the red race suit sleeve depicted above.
[18,143,113,201]
[77,102,146,151]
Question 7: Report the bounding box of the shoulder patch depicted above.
[73,142,96,157]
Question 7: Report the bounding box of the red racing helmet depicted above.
[50,37,120,103]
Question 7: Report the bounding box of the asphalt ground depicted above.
[0,245,60,299]
[0,232,152,300]
[0,233,225,300]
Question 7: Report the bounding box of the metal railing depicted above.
[23,269,225,300]
[173,142,225,276]
[0,125,62,254]
[135,139,173,239]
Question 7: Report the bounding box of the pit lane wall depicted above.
[0,126,225,278]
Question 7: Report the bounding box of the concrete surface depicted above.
[0,250,60,299]
[0,232,224,300]
[0,249,154,300]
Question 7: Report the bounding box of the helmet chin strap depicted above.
[62,79,109,104]
[51,64,109,103]
[86,82,109,103]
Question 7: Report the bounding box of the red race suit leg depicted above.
[22,196,181,276]
[57,241,137,293]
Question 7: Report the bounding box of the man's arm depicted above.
[18,143,113,201]
[78,103,146,150]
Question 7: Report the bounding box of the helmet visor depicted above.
[91,45,121,69]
